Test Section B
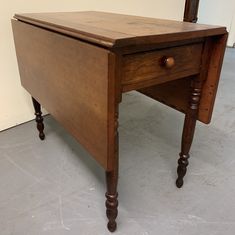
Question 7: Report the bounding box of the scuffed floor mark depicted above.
[0,141,31,150]
[43,196,70,231]
[89,186,95,191]
[58,195,70,231]
[4,155,42,183]
[142,232,150,235]
[178,214,235,226]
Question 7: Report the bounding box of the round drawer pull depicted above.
[162,56,175,69]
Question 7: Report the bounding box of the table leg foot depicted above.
[176,153,189,188]
[105,170,118,232]
[32,97,45,140]
[105,191,118,232]
[176,78,202,188]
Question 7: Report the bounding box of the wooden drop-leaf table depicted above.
[12,11,227,232]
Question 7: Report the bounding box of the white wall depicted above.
[229,12,235,47]
[0,0,185,131]
[198,0,235,46]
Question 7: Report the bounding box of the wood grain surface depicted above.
[12,19,119,170]
[138,34,228,124]
[14,11,226,48]
[122,42,202,90]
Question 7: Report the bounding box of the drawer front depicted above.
[122,43,203,90]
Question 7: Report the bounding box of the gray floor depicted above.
[1,48,235,235]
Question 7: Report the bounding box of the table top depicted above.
[14,11,227,48]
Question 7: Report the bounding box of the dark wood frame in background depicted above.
[184,0,200,23]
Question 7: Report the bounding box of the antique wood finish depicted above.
[199,34,228,123]
[12,11,227,232]
[14,11,226,48]
[12,19,119,171]
[176,76,203,188]
[122,42,202,91]
[105,110,119,231]
[184,0,200,23]
[32,97,45,140]
[106,168,118,232]
[105,52,121,232]
[138,77,190,113]
[138,34,228,124]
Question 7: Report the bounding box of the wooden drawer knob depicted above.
[162,56,175,69]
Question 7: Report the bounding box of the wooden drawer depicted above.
[122,43,203,91]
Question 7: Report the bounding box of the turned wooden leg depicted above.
[105,112,119,232]
[32,97,45,140]
[106,167,118,232]
[176,78,202,188]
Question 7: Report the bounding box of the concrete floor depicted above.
[0,48,235,235]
